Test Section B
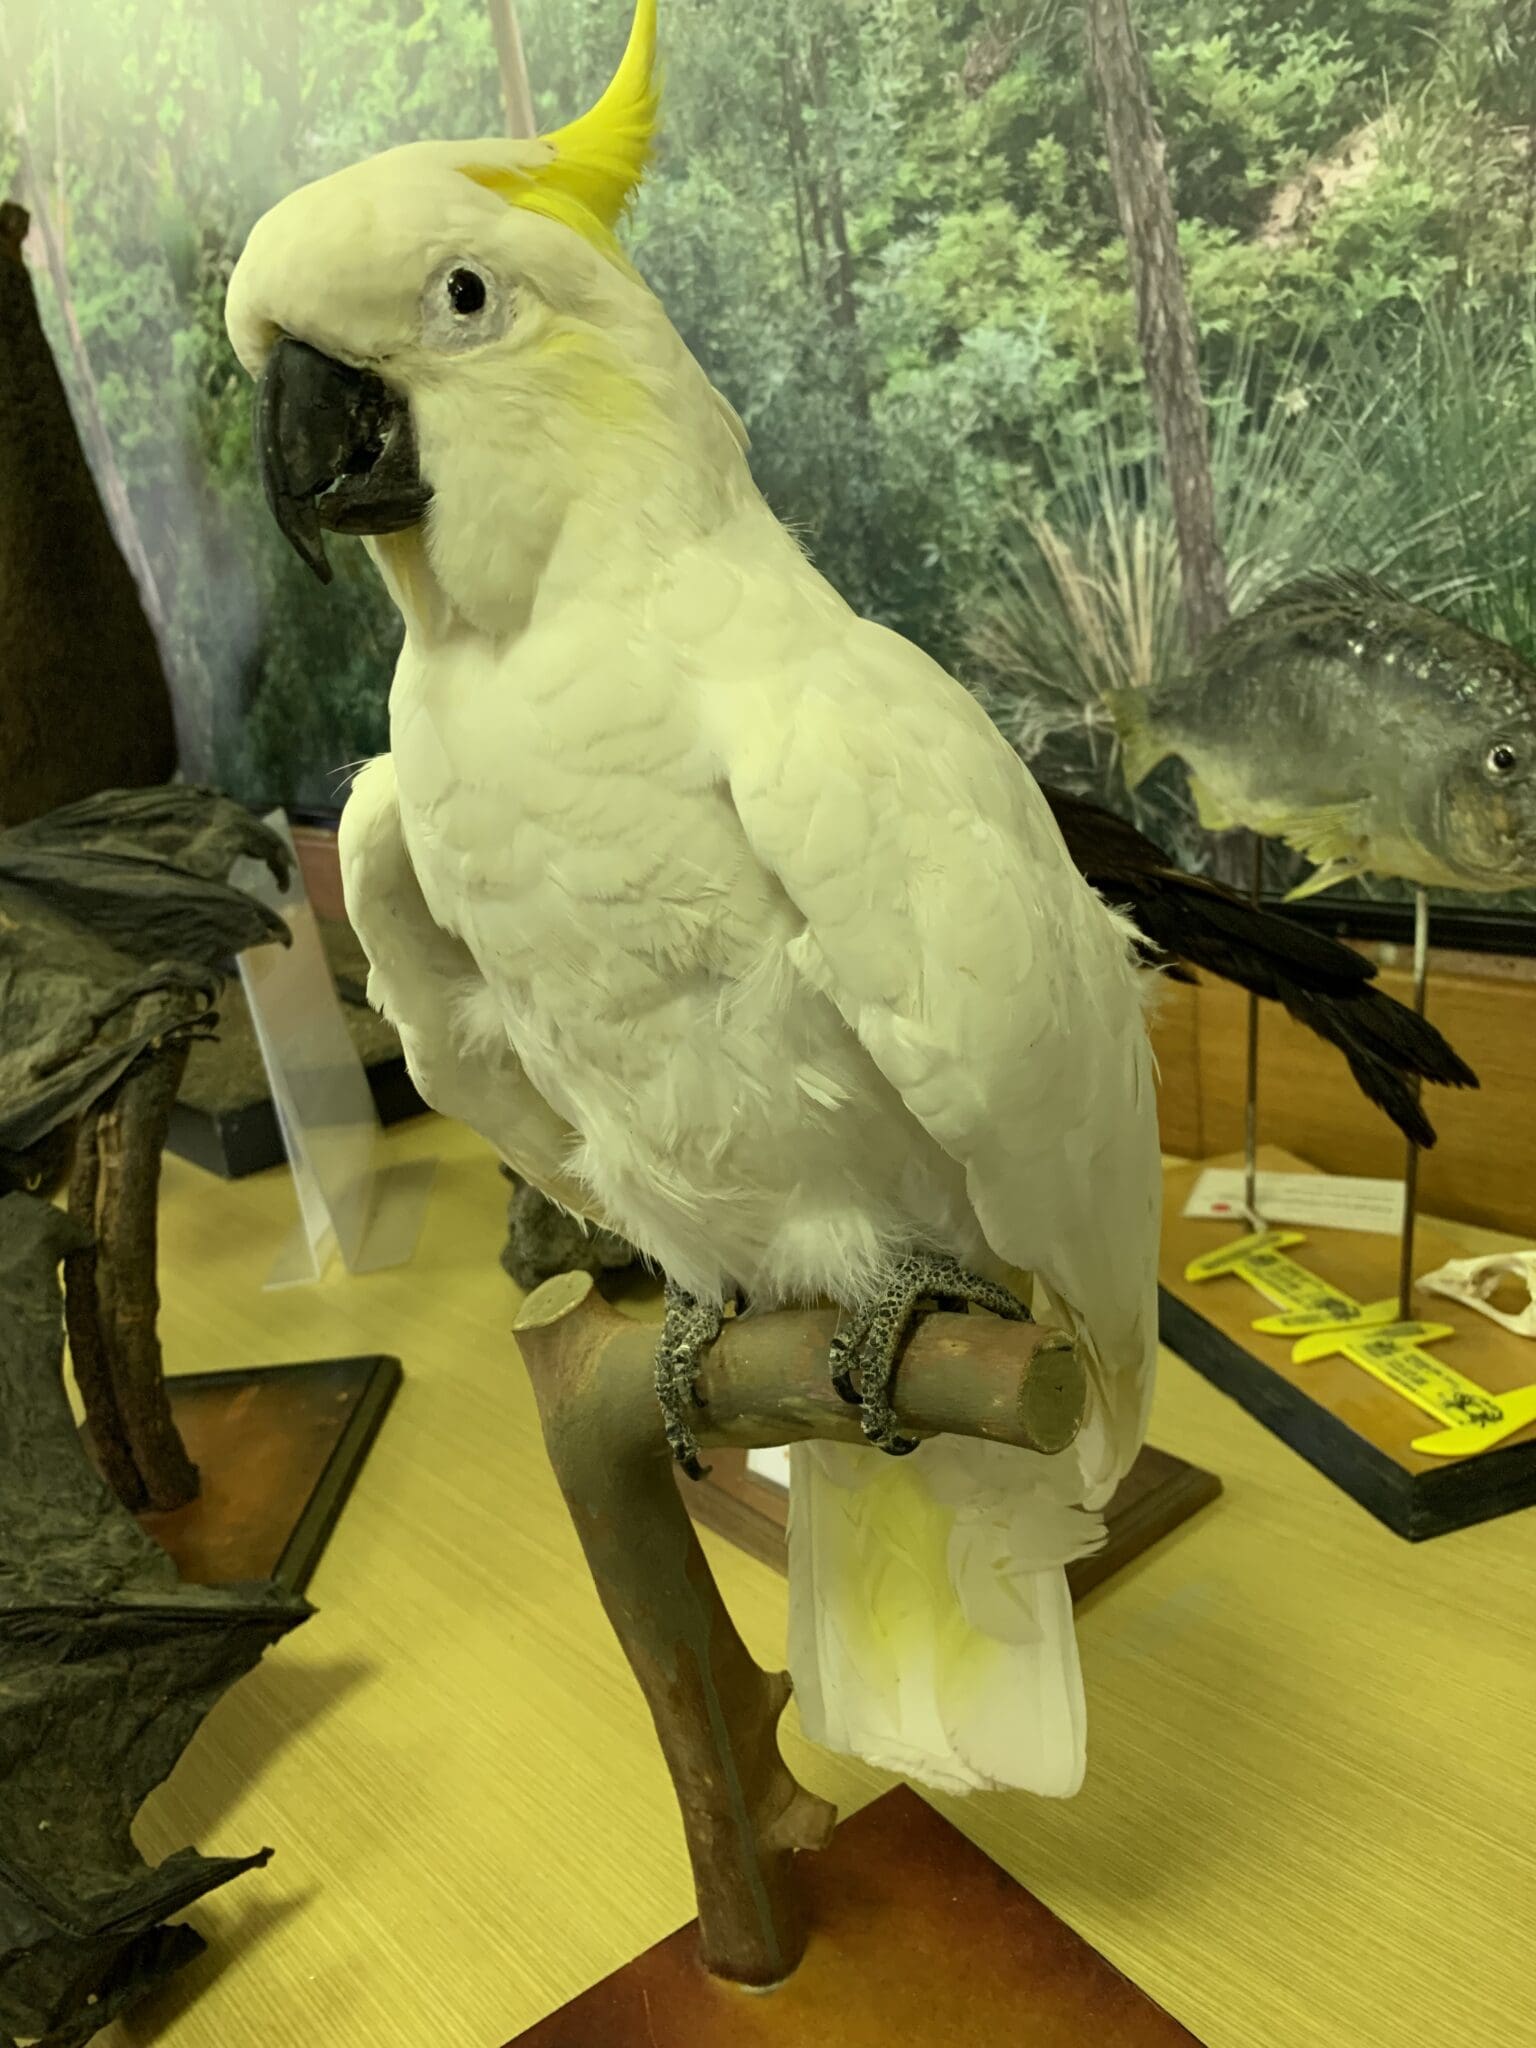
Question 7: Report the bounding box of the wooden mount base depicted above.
[507,1786,1202,2046]
[82,1354,401,1592]
[683,1441,1222,1596]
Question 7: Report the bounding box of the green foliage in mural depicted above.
[4,0,1534,885]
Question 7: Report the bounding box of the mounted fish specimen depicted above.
[1113,570,1536,899]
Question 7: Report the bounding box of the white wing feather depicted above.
[716,617,1162,1795]
[722,616,1163,1504]
[338,754,621,1234]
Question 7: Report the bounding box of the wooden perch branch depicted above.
[513,1274,1086,1986]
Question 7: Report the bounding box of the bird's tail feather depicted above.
[786,1436,1097,1797]
[1126,881,1478,1145]
[1044,785,1478,1148]
[1275,987,1460,1148]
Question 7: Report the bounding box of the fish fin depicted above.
[1187,777,1237,833]
[1270,800,1371,867]
[1248,569,1406,629]
[1108,688,1171,790]
[1284,857,1369,901]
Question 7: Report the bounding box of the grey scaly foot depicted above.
[830,1255,994,1410]
[829,1277,973,1405]
[833,1251,1033,1455]
[654,1280,727,1481]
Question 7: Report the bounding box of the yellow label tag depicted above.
[1184,1230,1536,1459]
[1185,1232,1363,1322]
[1183,1229,1306,1281]
[1409,1386,1536,1460]
[1290,1320,1536,1456]
[1252,1297,1398,1338]
[1290,1320,1456,1367]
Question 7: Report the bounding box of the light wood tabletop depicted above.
[103,1114,1536,2048]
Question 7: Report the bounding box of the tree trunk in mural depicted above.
[1087,0,1247,887]
[781,49,830,300]
[802,28,869,421]
[780,56,815,294]
[778,17,873,597]
[486,0,536,139]
[1085,0,1229,655]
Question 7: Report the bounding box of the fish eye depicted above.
[446,266,487,316]
[1486,742,1520,778]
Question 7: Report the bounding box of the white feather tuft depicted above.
[789,1438,1091,1797]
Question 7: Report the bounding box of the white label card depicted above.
[746,1446,792,1491]
[1183,1168,1405,1237]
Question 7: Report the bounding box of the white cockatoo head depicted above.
[225,0,750,636]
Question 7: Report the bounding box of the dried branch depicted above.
[64,1100,140,1507]
[93,1041,199,1511]
[514,1273,1086,1985]
[67,1041,199,1513]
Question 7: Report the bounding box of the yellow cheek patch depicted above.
[529,328,655,432]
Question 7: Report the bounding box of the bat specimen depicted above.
[0,1193,309,2048]
[0,785,290,1510]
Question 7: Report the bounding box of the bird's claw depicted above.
[654,1280,726,1478]
[831,1251,1032,1456]
[829,1329,864,1406]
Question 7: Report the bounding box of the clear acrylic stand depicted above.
[231,811,435,1289]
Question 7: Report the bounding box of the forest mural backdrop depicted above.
[3,0,1534,907]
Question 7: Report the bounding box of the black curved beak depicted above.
[252,338,433,584]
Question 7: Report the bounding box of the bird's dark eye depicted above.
[1487,742,1519,777]
[446,267,487,316]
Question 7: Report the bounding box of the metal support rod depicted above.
[1396,887,1431,1321]
[1242,832,1264,1228]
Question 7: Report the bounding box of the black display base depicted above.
[166,1056,426,1179]
[1158,1289,1536,1541]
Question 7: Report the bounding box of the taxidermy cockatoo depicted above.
[226,0,1161,1797]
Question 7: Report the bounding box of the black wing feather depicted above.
[1044,787,1478,1146]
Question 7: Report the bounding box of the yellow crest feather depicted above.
[460,0,658,268]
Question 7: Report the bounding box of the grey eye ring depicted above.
[419,258,510,353]
[1487,742,1519,778]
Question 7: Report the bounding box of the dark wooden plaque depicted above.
[507,1785,1202,2046]
[82,1354,401,1593]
